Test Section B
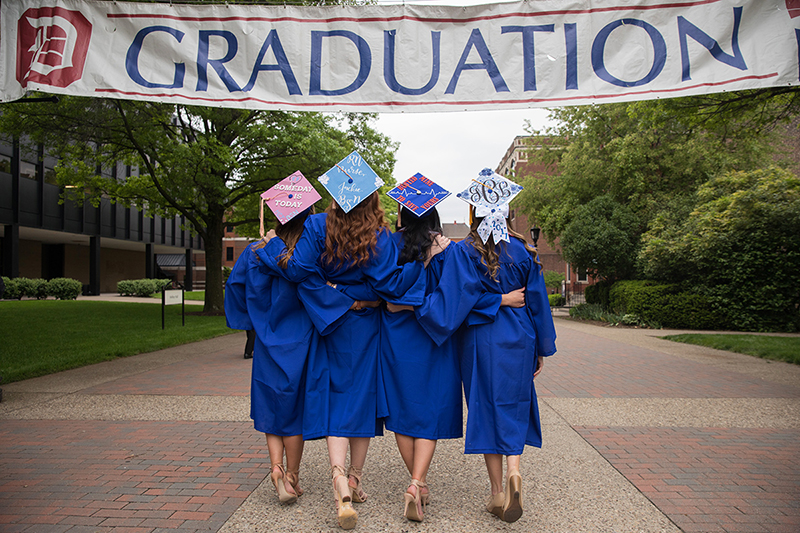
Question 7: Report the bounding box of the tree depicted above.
[515,92,792,279]
[639,167,800,331]
[0,97,397,313]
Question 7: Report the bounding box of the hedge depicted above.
[46,278,83,300]
[609,280,721,330]
[548,293,566,307]
[117,278,172,297]
[1,276,82,300]
[584,279,613,308]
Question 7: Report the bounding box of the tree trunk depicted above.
[202,217,225,314]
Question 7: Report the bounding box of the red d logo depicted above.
[16,7,92,89]
[788,0,800,19]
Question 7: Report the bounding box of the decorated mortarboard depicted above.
[456,168,523,244]
[386,172,451,217]
[258,170,321,236]
[317,151,385,214]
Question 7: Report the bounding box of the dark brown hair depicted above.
[468,207,541,281]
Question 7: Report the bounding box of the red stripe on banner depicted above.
[94,72,777,109]
[105,0,724,24]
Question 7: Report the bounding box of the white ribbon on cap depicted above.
[475,203,510,244]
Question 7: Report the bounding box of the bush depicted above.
[117,278,171,297]
[584,279,614,308]
[16,277,48,299]
[1,277,20,299]
[46,278,83,300]
[548,293,566,307]
[609,280,720,330]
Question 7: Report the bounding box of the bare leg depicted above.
[348,437,371,501]
[484,453,504,496]
[266,434,296,503]
[502,454,523,523]
[283,435,305,496]
[395,433,415,476]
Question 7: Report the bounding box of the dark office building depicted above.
[0,136,205,294]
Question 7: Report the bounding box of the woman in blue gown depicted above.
[413,208,557,524]
[381,206,525,522]
[225,208,359,506]
[257,192,435,529]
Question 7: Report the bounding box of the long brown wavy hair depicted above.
[468,207,541,281]
[322,191,389,269]
[251,208,312,269]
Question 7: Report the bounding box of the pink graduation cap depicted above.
[456,168,523,243]
[259,171,321,236]
[317,151,385,214]
[386,172,450,217]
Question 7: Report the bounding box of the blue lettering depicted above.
[241,29,301,95]
[196,30,241,92]
[126,26,185,89]
[591,19,666,88]
[501,25,554,91]
[678,7,746,82]
[564,23,578,90]
[445,29,509,94]
[384,29,440,95]
[310,30,371,96]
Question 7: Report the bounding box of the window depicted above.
[577,268,588,282]
[20,160,36,180]
[226,225,234,233]
[0,154,10,174]
[226,247,234,261]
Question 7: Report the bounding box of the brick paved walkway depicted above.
[1,319,798,533]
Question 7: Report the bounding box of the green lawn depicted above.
[661,334,800,365]
[0,300,235,384]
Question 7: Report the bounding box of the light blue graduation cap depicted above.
[386,173,450,217]
[456,168,523,243]
[317,151,385,214]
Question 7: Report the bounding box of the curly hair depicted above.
[397,206,442,265]
[468,209,541,282]
[322,192,389,269]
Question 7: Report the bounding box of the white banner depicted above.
[1,0,798,112]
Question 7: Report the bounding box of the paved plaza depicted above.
[1,310,799,533]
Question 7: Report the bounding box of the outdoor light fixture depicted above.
[530,226,540,248]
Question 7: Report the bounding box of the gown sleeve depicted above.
[224,246,253,331]
[414,244,486,346]
[364,229,425,305]
[526,260,557,357]
[464,292,503,326]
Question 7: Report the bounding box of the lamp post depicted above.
[530,226,540,248]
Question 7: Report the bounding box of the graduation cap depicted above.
[317,151,385,214]
[386,172,450,218]
[455,168,523,243]
[259,171,321,236]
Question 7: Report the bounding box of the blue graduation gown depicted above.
[256,213,426,440]
[416,237,557,455]
[225,243,354,436]
[380,234,504,440]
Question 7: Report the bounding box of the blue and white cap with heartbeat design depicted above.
[386,172,450,217]
[456,168,523,244]
[317,151,385,214]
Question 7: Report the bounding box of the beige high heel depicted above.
[502,469,523,523]
[285,469,303,498]
[403,479,425,522]
[486,491,504,519]
[332,465,357,529]
[270,464,297,504]
[348,465,368,503]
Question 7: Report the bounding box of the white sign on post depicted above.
[163,289,183,306]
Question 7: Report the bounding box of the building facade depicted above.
[1,136,205,294]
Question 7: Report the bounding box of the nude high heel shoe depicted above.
[270,464,297,504]
[502,469,523,523]
[348,465,368,503]
[486,491,504,519]
[332,465,357,529]
[403,479,425,522]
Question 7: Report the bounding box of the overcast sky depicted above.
[370,0,553,224]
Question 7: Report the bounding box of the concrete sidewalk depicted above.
[1,317,798,533]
